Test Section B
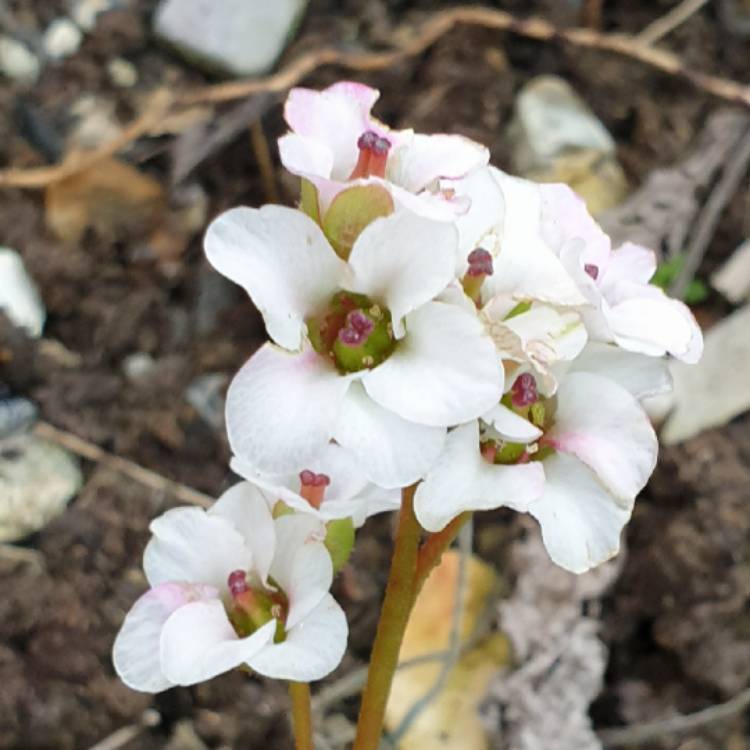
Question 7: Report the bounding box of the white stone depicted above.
[0,433,83,542]
[0,248,46,338]
[662,304,750,444]
[153,0,308,77]
[122,352,156,383]
[0,36,41,82]
[70,0,118,32]
[43,18,84,60]
[711,238,750,303]
[107,57,137,87]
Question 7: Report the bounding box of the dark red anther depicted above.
[337,310,374,347]
[228,570,248,598]
[466,248,494,278]
[350,130,392,179]
[299,470,331,509]
[584,263,599,281]
[511,372,538,407]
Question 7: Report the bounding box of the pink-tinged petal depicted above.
[387,133,489,194]
[160,601,276,686]
[385,181,466,222]
[278,133,334,180]
[362,301,503,427]
[113,582,217,693]
[414,421,545,532]
[548,372,657,501]
[483,403,542,443]
[205,206,344,350]
[270,514,331,630]
[246,594,347,681]
[209,483,276,585]
[485,171,587,306]
[226,343,353,477]
[346,211,457,337]
[332,381,446,489]
[567,342,672,399]
[284,82,381,181]
[528,453,631,574]
[143,508,251,591]
[599,242,656,289]
[604,283,703,362]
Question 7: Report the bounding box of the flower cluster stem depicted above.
[289,681,314,750]
[352,485,423,750]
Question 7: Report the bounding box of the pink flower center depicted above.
[350,130,391,179]
[337,310,375,347]
[511,372,538,407]
[299,470,331,509]
[584,263,599,280]
[228,569,249,597]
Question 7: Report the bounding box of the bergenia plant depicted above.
[112,81,703,750]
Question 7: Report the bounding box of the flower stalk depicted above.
[289,681,314,750]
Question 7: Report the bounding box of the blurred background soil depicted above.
[1,1,750,748]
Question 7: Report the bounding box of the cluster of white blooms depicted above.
[113,81,702,693]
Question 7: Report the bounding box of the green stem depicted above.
[289,681,314,750]
[353,485,422,750]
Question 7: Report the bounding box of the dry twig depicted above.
[598,686,750,747]
[87,710,161,750]
[33,420,213,508]
[2,5,750,190]
[637,0,712,46]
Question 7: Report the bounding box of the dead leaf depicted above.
[385,550,510,750]
[45,157,165,244]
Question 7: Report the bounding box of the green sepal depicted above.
[300,178,321,224]
[494,441,526,465]
[324,517,356,574]
[322,184,394,259]
[504,300,532,320]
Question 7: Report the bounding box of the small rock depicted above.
[153,0,308,77]
[43,18,84,60]
[107,57,137,87]
[711,238,750,303]
[0,36,41,83]
[0,433,83,542]
[507,75,628,215]
[0,389,38,439]
[165,721,209,750]
[0,248,46,338]
[68,95,122,149]
[662,304,750,444]
[122,352,156,383]
[194,263,242,335]
[185,373,228,431]
[70,0,120,32]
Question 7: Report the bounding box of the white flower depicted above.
[231,441,400,527]
[205,205,503,488]
[278,81,488,220]
[415,346,665,574]
[112,483,347,691]
[538,183,703,363]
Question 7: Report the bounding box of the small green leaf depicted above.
[322,184,394,259]
[300,178,320,224]
[651,253,708,304]
[325,518,356,574]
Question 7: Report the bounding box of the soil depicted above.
[1,1,749,748]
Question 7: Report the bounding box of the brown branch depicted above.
[598,686,750,747]
[33,420,213,508]
[2,5,750,190]
[637,0,711,46]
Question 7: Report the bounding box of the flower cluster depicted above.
[113,81,701,693]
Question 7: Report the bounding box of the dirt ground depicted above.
[1,1,750,748]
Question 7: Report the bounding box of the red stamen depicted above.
[466,248,494,278]
[349,130,391,179]
[299,470,331,509]
[228,569,249,598]
[511,373,538,407]
[584,263,599,280]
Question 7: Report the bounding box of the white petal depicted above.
[278,133,334,180]
[529,453,631,574]
[271,514,331,630]
[600,242,656,288]
[363,301,503,426]
[486,171,587,306]
[226,343,352,476]
[160,601,276,685]
[346,211,457,337]
[333,381,447,488]
[483,403,542,442]
[143,507,251,591]
[414,421,545,532]
[204,205,344,350]
[113,582,216,693]
[549,372,657,501]
[246,594,347,681]
[566,342,672,399]
[209,482,276,585]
